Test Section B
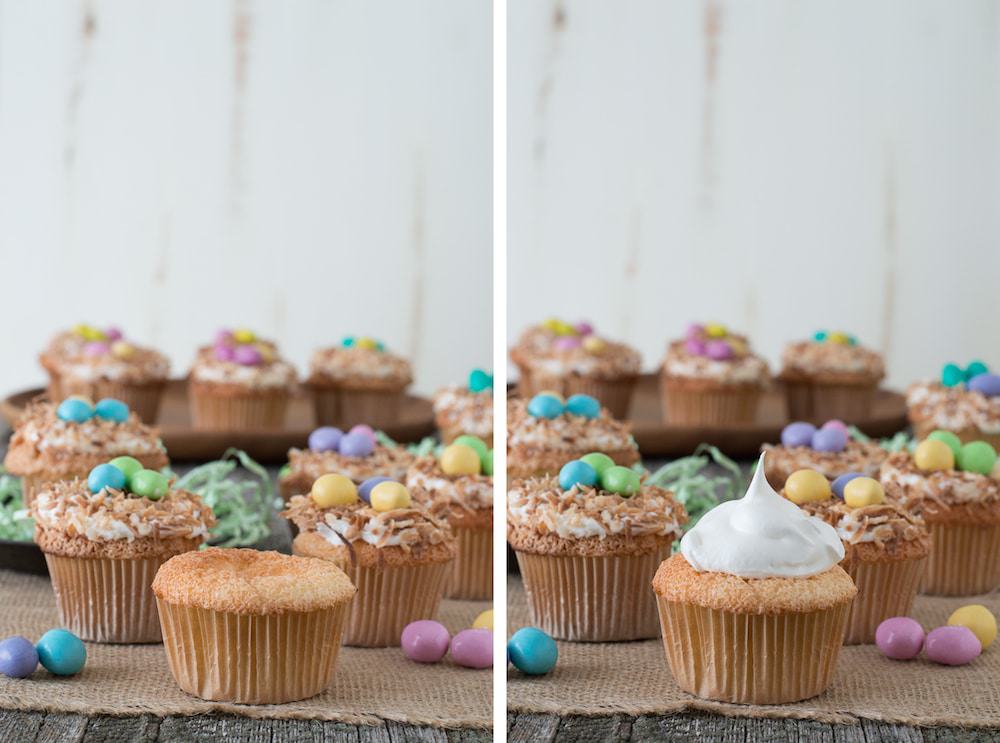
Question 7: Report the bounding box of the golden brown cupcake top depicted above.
[761,439,887,484]
[285,444,414,486]
[510,320,641,379]
[308,342,412,388]
[880,450,1000,510]
[42,325,170,385]
[406,455,494,520]
[796,499,930,562]
[660,325,769,386]
[907,380,1000,434]
[433,385,493,438]
[506,397,637,454]
[189,331,296,390]
[780,336,885,383]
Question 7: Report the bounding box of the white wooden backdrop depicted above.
[0,0,491,396]
[508,0,1000,389]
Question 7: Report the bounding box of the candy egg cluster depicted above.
[914,430,998,476]
[540,318,606,354]
[876,605,996,666]
[507,626,558,675]
[87,457,170,499]
[813,330,858,346]
[401,611,493,669]
[213,328,275,366]
[526,392,600,420]
[780,420,849,453]
[342,335,385,352]
[683,323,749,361]
[0,629,86,679]
[784,467,885,508]
[310,473,413,512]
[308,424,378,458]
[468,368,493,393]
[71,324,135,359]
[56,397,130,424]
[559,452,639,496]
[940,360,999,395]
[440,435,494,477]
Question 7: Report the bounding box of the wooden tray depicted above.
[1,380,436,463]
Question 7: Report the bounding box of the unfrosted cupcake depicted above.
[278,425,414,501]
[880,432,1000,595]
[907,362,1000,451]
[433,368,493,444]
[39,325,169,422]
[761,419,888,490]
[508,457,686,641]
[510,319,641,419]
[33,462,214,643]
[779,330,885,422]
[4,397,168,507]
[506,393,639,478]
[407,437,493,600]
[154,548,354,704]
[188,329,297,430]
[653,455,855,704]
[659,323,769,425]
[781,468,929,644]
[307,336,413,428]
[283,475,455,647]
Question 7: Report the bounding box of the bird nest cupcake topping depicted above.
[189,329,296,389]
[507,395,636,453]
[661,323,769,384]
[307,337,412,386]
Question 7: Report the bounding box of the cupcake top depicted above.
[433,369,494,436]
[761,420,887,485]
[284,425,414,485]
[907,362,1000,434]
[152,548,355,615]
[308,336,412,387]
[510,318,641,379]
[780,331,885,382]
[507,394,637,455]
[189,329,296,389]
[661,323,769,385]
[406,438,494,521]
[42,325,169,385]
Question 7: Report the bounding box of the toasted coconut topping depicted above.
[880,451,1000,511]
[189,344,296,389]
[798,499,928,548]
[506,397,637,453]
[661,338,769,385]
[510,326,641,379]
[780,340,885,382]
[308,346,412,386]
[406,456,493,519]
[285,444,414,486]
[433,386,493,437]
[906,381,1000,434]
[57,345,169,385]
[761,439,888,486]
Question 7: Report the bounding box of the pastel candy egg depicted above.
[36,629,87,676]
[508,627,558,675]
[401,620,450,663]
[875,617,925,660]
[232,328,256,344]
[84,341,109,357]
[453,435,489,462]
[553,321,576,337]
[927,430,963,459]
[341,336,356,347]
[811,427,848,453]
[370,481,412,512]
[580,452,615,476]
[0,636,38,678]
[966,360,990,378]
[822,419,848,433]
[451,629,493,669]
[843,477,885,508]
[582,336,606,354]
[705,340,733,360]
[104,326,123,342]
[948,605,997,649]
[308,426,344,452]
[784,469,832,504]
[554,336,582,351]
[214,329,234,346]
[356,337,379,350]
[110,341,135,360]
[728,338,748,356]
[87,463,127,494]
[831,472,864,500]
[781,422,817,448]
[684,338,707,356]
[233,345,262,366]
[94,398,129,423]
[80,326,106,341]
[108,456,143,484]
[349,424,378,446]
[941,363,965,387]
[968,373,1000,398]
[483,449,494,476]
[311,474,358,508]
[57,398,94,423]
[813,330,828,342]
[565,394,600,419]
[704,323,727,338]
[214,344,235,362]
[957,441,998,475]
[540,318,561,332]
[685,323,705,340]
[827,331,850,345]
[914,439,955,471]
[575,321,594,336]
[338,431,375,458]
[473,609,494,631]
[559,460,598,491]
[440,444,481,476]
[468,369,493,393]
[256,343,276,363]
[925,625,982,666]
[600,465,640,497]
[358,477,393,504]
[527,394,564,419]
[130,469,169,500]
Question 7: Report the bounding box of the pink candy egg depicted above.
[685,338,706,356]
[705,340,733,360]
[401,620,450,663]
[214,329,234,346]
[685,323,704,340]
[925,625,982,666]
[233,345,262,366]
[349,424,377,446]
[83,341,110,357]
[214,345,236,362]
[574,321,593,336]
[450,629,493,669]
[104,327,123,342]
[875,617,925,660]
[823,419,848,433]
[554,336,582,351]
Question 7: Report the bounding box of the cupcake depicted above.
[506,393,639,479]
[153,548,354,704]
[760,419,888,490]
[4,397,168,507]
[659,323,769,425]
[307,336,413,428]
[653,455,856,704]
[781,468,929,644]
[508,456,687,641]
[880,432,1000,595]
[778,330,885,422]
[188,329,297,430]
[907,362,1000,450]
[32,462,214,643]
[407,436,493,600]
[39,325,169,422]
[509,319,641,418]
[278,424,414,501]
[433,368,493,444]
[283,475,455,647]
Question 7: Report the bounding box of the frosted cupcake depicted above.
[407,436,493,600]
[508,456,686,641]
[781,468,929,644]
[307,336,413,428]
[433,369,493,444]
[510,319,641,418]
[659,323,769,425]
[33,462,214,643]
[188,329,297,431]
[653,455,855,704]
[4,397,168,507]
[507,393,639,478]
[761,419,888,490]
[880,432,1000,595]
[278,425,414,501]
[907,362,1000,450]
[283,475,455,647]
[39,325,169,423]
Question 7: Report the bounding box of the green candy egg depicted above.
[957,441,998,475]
[483,449,494,476]
[453,435,489,463]
[942,363,965,387]
[108,456,143,486]
[129,469,169,500]
[600,466,640,497]
[580,452,615,476]
[966,360,989,379]
[928,430,963,459]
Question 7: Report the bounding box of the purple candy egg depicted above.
[925,625,982,666]
[968,373,1000,398]
[685,338,707,356]
[0,636,38,678]
[233,345,262,366]
[831,472,864,499]
[308,426,343,452]
[104,326,123,342]
[781,422,817,448]
[349,424,377,446]
[705,340,733,361]
[214,329,234,346]
[685,323,705,340]
[554,336,582,351]
[401,620,450,663]
[812,426,848,453]
[822,419,848,433]
[359,476,394,503]
[450,629,493,669]
[214,344,236,362]
[84,341,110,357]
[875,617,925,660]
[339,431,374,458]
[575,321,594,336]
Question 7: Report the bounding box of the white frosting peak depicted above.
[680,453,844,578]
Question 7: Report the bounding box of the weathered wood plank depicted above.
[507,712,559,743]
[554,714,631,742]
[35,712,87,743]
[82,714,159,743]
[0,709,42,742]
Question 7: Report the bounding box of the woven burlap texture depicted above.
[0,570,492,728]
[508,577,1000,727]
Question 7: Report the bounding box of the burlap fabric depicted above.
[0,570,491,728]
[508,577,1000,726]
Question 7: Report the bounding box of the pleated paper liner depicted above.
[782,379,877,423]
[843,556,926,645]
[157,599,350,704]
[921,521,1000,596]
[656,597,852,705]
[447,526,492,601]
[189,389,290,431]
[659,379,761,426]
[60,379,166,424]
[517,372,636,420]
[515,546,672,641]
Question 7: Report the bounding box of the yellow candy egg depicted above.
[355,337,378,350]
[473,609,494,631]
[948,604,997,649]
[827,331,850,345]
[914,439,955,472]
[440,444,482,476]
[553,321,577,336]
[704,323,727,338]
[310,474,358,508]
[370,481,412,512]
[233,328,256,344]
[255,342,276,362]
[784,469,832,504]
[843,477,886,508]
[111,341,135,359]
[72,323,91,337]
[728,338,748,356]
[541,317,562,332]
[582,336,606,353]
[82,326,106,341]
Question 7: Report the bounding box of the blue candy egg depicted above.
[94,398,129,423]
[781,422,816,448]
[0,636,38,678]
[87,463,127,494]
[339,431,374,458]
[527,394,564,419]
[507,627,558,675]
[968,373,1000,398]
[359,476,393,503]
[36,629,86,676]
[56,399,94,423]
[812,427,848,453]
[565,394,600,419]
[308,426,344,452]
[558,460,598,491]
[831,472,864,500]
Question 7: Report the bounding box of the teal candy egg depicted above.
[342,336,356,347]
[527,394,564,419]
[94,398,129,423]
[469,369,493,393]
[130,469,169,500]
[508,627,558,675]
[966,360,989,379]
[813,330,828,342]
[600,465,640,496]
[565,394,600,419]
[36,629,86,676]
[957,441,998,475]
[559,460,598,491]
[580,452,615,476]
[942,363,965,387]
[56,399,94,423]
[87,464,127,494]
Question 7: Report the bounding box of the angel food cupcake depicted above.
[283,475,455,647]
[154,549,354,704]
[761,419,888,490]
[307,336,413,428]
[508,456,687,641]
[510,319,641,418]
[779,330,885,422]
[907,362,1000,450]
[507,393,639,478]
[653,455,856,704]
[279,425,414,501]
[782,468,929,644]
[433,369,493,444]
[39,325,169,422]
[407,436,493,600]
[33,461,214,643]
[881,432,1000,595]
[659,323,769,425]
[4,398,168,507]
[188,329,296,430]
